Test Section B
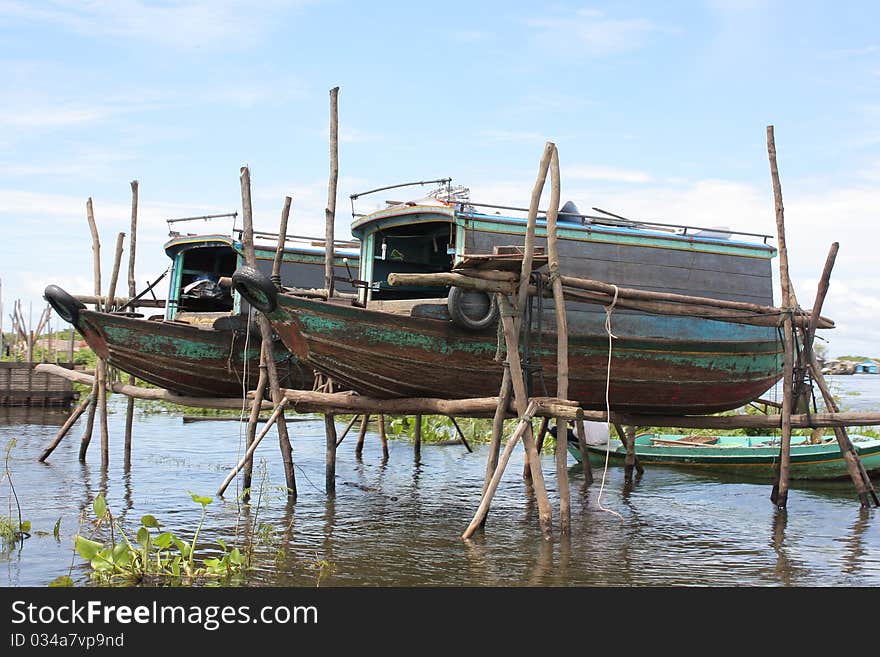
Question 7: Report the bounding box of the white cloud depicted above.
[0,105,111,128]
[525,8,663,56]
[479,129,547,143]
[567,165,652,184]
[0,0,311,49]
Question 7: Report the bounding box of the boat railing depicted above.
[349,180,775,245]
[350,178,453,217]
[458,201,776,245]
[165,212,358,250]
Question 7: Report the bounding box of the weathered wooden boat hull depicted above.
[264,294,783,414]
[569,434,880,480]
[76,309,311,398]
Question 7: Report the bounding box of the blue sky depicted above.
[2,1,879,357]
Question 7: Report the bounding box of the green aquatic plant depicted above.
[0,438,30,549]
[72,493,249,585]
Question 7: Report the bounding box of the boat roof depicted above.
[163,233,360,260]
[350,202,777,257]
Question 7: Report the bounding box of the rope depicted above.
[234,306,255,512]
[597,284,623,520]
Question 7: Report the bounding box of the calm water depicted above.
[1,374,879,587]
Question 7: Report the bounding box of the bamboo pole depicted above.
[355,414,370,458]
[325,86,339,297]
[767,125,794,509]
[240,167,297,500]
[462,401,539,539]
[124,180,139,469]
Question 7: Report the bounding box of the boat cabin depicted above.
[164,234,359,323]
[350,183,778,312]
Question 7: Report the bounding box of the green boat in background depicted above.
[569,432,880,481]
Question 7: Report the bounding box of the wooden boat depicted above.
[566,431,880,480]
[45,227,359,398]
[232,182,791,414]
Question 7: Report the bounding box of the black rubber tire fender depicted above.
[232,266,278,314]
[43,285,86,325]
[447,285,499,331]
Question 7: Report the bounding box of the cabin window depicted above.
[174,246,236,313]
[370,221,453,300]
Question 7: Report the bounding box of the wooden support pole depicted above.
[767,125,794,509]
[325,86,339,297]
[545,144,570,534]
[335,414,361,447]
[809,352,878,507]
[86,198,102,312]
[378,414,389,460]
[574,420,593,484]
[240,167,297,500]
[272,197,292,289]
[216,399,290,497]
[98,232,125,468]
[323,90,341,485]
[482,366,511,507]
[524,415,550,481]
[413,414,422,462]
[802,243,838,363]
[500,299,553,540]
[78,382,98,462]
[124,180,138,469]
[244,346,269,495]
[447,416,472,452]
[36,364,273,410]
[462,400,539,539]
[78,197,104,462]
[355,414,370,459]
[623,425,639,483]
[390,271,832,330]
[325,414,337,494]
[39,390,95,462]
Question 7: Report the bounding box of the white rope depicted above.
[597,284,624,520]
[234,305,255,513]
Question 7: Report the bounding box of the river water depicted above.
[1,374,879,587]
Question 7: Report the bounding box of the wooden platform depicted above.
[0,362,76,406]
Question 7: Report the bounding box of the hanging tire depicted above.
[232,266,278,313]
[43,285,85,325]
[447,286,499,331]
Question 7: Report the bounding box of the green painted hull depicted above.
[569,433,880,481]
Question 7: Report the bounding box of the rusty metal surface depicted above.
[266,295,784,415]
[76,310,312,398]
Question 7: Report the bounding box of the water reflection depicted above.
[4,396,880,586]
